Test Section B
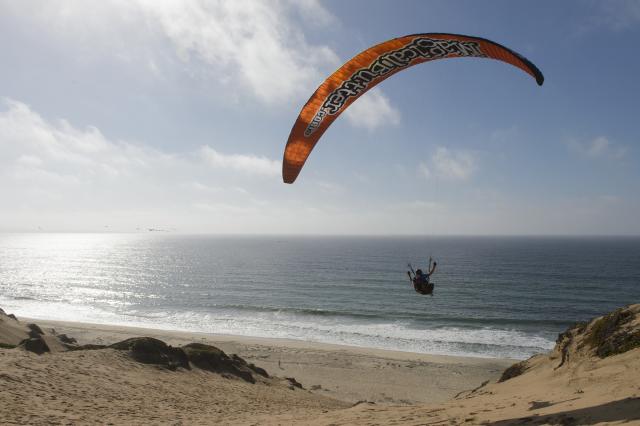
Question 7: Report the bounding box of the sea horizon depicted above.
[3,232,640,237]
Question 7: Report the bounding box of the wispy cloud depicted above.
[489,125,520,145]
[596,0,640,30]
[140,0,340,103]
[418,162,432,180]
[574,1,640,35]
[0,98,171,182]
[352,172,370,184]
[567,136,627,160]
[0,98,281,230]
[200,146,280,177]
[312,179,345,194]
[193,201,264,216]
[392,200,445,212]
[418,147,477,181]
[3,0,340,105]
[344,89,401,131]
[3,1,405,130]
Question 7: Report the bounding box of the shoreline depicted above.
[25,316,515,405]
[26,316,514,363]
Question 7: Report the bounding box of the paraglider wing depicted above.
[282,33,543,183]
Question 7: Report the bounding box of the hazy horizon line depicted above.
[1,231,639,238]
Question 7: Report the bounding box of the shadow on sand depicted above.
[486,397,640,425]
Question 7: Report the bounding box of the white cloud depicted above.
[295,0,336,26]
[573,1,640,36]
[17,155,44,168]
[200,146,280,177]
[193,201,259,216]
[344,89,401,131]
[567,136,627,160]
[418,147,477,181]
[2,100,637,236]
[3,0,340,105]
[313,180,345,194]
[3,1,403,129]
[598,1,640,30]
[0,98,283,231]
[489,125,520,145]
[139,0,340,103]
[418,162,432,179]
[352,172,370,183]
[0,98,162,182]
[393,200,444,212]
[585,137,611,157]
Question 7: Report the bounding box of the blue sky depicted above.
[1,0,638,234]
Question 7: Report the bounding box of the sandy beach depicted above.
[24,317,513,406]
[2,306,640,425]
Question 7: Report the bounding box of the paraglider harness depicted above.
[407,259,435,296]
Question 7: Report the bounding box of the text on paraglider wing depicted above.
[303,37,485,137]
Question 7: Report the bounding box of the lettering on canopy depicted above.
[304,37,485,137]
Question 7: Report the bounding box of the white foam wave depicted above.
[0,297,554,359]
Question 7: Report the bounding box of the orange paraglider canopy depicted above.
[282,33,543,184]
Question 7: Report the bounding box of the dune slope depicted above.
[262,304,640,425]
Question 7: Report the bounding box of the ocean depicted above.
[1,233,638,360]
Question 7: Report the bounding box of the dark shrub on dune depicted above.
[498,360,528,383]
[110,337,190,371]
[231,353,269,378]
[182,343,259,383]
[26,323,45,338]
[19,337,50,355]
[584,307,640,358]
[56,334,78,345]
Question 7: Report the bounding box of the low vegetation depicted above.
[498,360,528,382]
[585,308,640,358]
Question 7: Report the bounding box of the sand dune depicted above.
[0,347,348,425]
[23,317,513,406]
[1,305,639,425]
[0,309,347,424]
[258,305,640,425]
